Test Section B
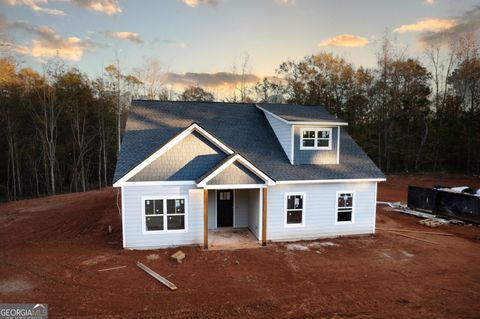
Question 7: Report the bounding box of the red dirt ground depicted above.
[1,175,480,318]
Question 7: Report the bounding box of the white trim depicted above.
[119,181,196,186]
[373,182,378,234]
[276,178,386,184]
[284,192,306,228]
[204,184,267,190]
[256,105,348,126]
[299,127,332,150]
[258,188,262,242]
[290,125,295,164]
[141,195,189,235]
[121,187,126,248]
[335,191,355,225]
[113,123,234,187]
[336,126,340,165]
[197,153,275,187]
[233,189,236,228]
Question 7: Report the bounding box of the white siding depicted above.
[264,112,292,163]
[266,182,377,241]
[208,190,217,230]
[248,189,260,239]
[234,189,249,228]
[122,185,203,249]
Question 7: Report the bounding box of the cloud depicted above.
[318,34,369,47]
[276,0,296,5]
[1,15,98,60]
[394,18,457,33]
[0,0,66,15]
[0,41,30,54]
[419,6,480,44]
[165,72,260,87]
[164,40,186,48]
[179,0,220,8]
[0,0,122,16]
[424,0,435,5]
[105,31,143,43]
[68,0,122,15]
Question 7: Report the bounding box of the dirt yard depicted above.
[1,175,480,318]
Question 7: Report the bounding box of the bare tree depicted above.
[134,57,167,99]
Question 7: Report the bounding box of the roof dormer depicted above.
[257,103,347,165]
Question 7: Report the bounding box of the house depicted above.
[113,100,385,249]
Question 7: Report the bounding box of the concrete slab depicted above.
[208,228,261,250]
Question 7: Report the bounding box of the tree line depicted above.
[1,36,479,201]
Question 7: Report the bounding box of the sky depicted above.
[1,0,479,94]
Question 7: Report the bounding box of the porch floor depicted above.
[208,228,261,250]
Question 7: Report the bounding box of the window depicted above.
[219,191,231,200]
[143,197,187,233]
[300,128,332,150]
[336,192,354,223]
[285,193,305,226]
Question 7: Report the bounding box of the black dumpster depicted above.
[407,186,480,223]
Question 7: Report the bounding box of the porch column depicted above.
[262,187,267,246]
[204,189,208,250]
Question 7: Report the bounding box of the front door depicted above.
[217,190,234,227]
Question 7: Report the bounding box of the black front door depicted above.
[217,190,233,227]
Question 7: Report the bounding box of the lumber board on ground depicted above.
[387,231,439,245]
[377,227,453,236]
[98,265,127,272]
[136,262,177,290]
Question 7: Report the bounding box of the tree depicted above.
[179,86,214,102]
[133,57,166,99]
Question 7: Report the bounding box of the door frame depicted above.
[216,189,235,228]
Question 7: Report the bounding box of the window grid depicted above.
[301,128,332,149]
[144,197,186,233]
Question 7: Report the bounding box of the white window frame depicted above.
[335,191,355,224]
[284,192,306,227]
[141,195,189,234]
[300,127,332,150]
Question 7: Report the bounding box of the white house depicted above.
[113,101,385,249]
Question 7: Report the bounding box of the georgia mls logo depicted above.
[32,304,47,317]
[0,303,48,319]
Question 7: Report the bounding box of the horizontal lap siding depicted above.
[123,185,203,249]
[248,189,260,239]
[267,182,376,241]
[264,112,292,162]
[234,189,249,228]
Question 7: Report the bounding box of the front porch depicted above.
[208,228,260,250]
[203,187,267,250]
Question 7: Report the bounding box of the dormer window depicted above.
[300,128,332,150]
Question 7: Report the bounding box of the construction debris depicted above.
[378,201,464,225]
[98,265,127,272]
[136,262,177,291]
[170,250,185,263]
[419,218,443,228]
[377,227,453,236]
[387,231,439,245]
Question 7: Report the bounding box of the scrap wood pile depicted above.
[377,201,464,227]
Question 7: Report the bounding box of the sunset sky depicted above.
[1,0,479,92]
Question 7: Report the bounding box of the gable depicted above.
[128,131,227,181]
[206,161,265,185]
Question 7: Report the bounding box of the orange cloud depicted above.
[318,34,369,47]
[179,0,220,8]
[105,31,143,43]
[394,18,457,33]
[69,0,122,16]
[30,36,96,60]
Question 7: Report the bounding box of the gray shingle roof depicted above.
[113,100,384,183]
[258,103,346,124]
